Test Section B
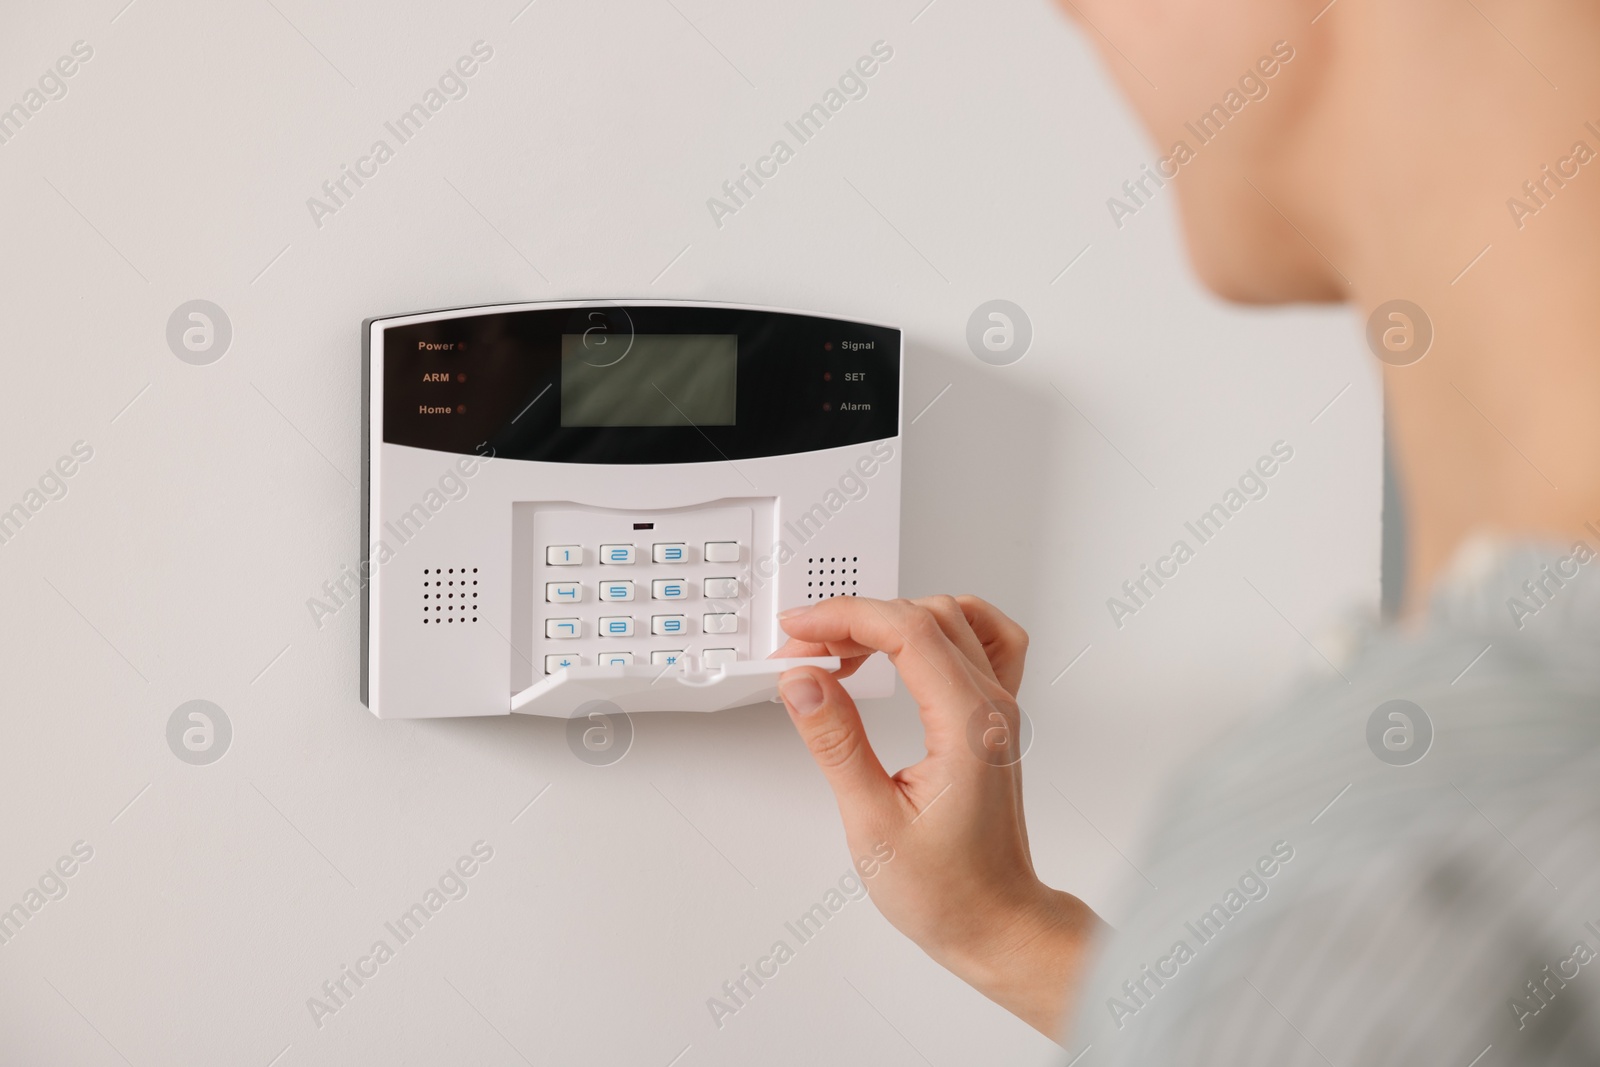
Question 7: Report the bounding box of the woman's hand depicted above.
[773,595,1103,1040]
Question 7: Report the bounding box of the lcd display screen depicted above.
[560,333,737,427]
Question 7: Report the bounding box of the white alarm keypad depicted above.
[365,302,900,721]
[531,506,752,674]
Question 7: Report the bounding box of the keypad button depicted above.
[598,616,634,637]
[703,577,740,599]
[652,579,689,600]
[653,543,689,564]
[651,615,688,636]
[597,652,634,667]
[702,613,737,634]
[545,582,582,603]
[704,541,740,563]
[545,653,580,673]
[600,544,636,565]
[599,581,635,602]
[546,545,581,566]
[651,650,685,666]
[702,648,737,668]
[545,618,581,639]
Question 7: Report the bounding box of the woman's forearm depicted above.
[938,886,1106,1040]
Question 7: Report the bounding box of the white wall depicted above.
[0,0,1378,1063]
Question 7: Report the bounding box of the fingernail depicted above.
[780,675,825,716]
[778,605,813,620]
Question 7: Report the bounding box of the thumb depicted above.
[779,666,894,815]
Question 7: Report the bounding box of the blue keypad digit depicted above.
[653,543,688,563]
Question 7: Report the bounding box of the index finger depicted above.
[954,595,1029,697]
[777,597,992,726]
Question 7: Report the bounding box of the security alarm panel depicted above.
[362,301,902,719]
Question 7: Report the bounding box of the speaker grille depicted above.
[805,556,860,600]
[422,567,480,624]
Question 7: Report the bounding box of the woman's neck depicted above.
[1300,5,1600,613]
[1383,274,1600,613]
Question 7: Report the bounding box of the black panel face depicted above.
[377,305,900,463]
